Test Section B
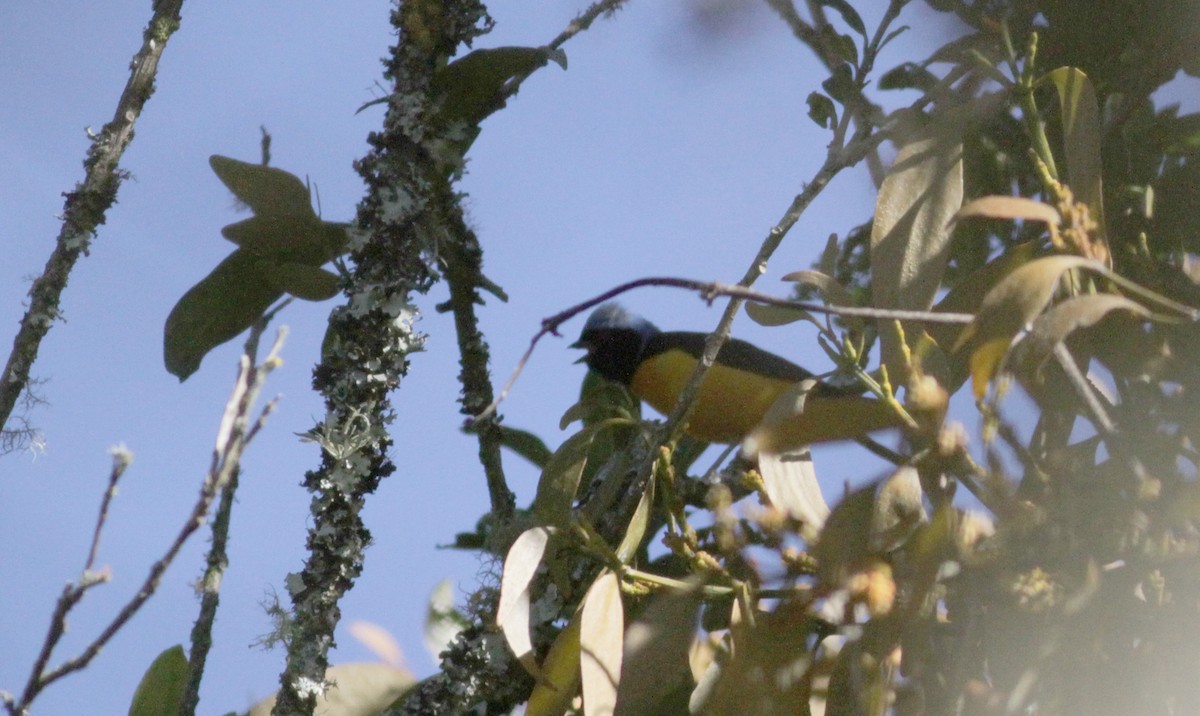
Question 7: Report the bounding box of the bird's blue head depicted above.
[572,303,660,386]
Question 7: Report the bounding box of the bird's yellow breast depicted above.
[629,348,794,444]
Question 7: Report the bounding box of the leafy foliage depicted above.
[480,2,1200,715]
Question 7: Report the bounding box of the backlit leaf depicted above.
[209,155,315,218]
[263,262,341,301]
[581,571,624,716]
[526,609,584,716]
[127,645,187,716]
[613,583,703,716]
[163,249,282,380]
[497,526,552,673]
[952,195,1061,226]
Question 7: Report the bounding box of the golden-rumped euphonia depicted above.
[572,303,902,451]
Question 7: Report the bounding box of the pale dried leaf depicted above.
[581,571,624,716]
[348,621,405,669]
[497,527,552,671]
[247,663,415,716]
[423,580,468,663]
[614,584,703,716]
[953,195,1061,225]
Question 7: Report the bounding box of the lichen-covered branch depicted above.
[270,1,494,713]
[0,0,185,442]
[440,211,513,518]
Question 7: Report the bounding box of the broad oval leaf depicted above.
[209,155,316,219]
[221,216,348,264]
[163,249,283,380]
[263,262,341,301]
[127,644,187,716]
[581,571,624,716]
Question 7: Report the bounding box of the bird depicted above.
[571,303,903,452]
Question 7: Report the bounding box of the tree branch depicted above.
[0,0,185,436]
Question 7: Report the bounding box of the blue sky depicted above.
[0,2,961,713]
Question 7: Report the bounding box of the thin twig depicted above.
[180,322,285,715]
[9,323,284,714]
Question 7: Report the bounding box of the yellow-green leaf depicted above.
[526,608,584,716]
[263,262,341,301]
[163,249,282,380]
[1014,294,1151,373]
[127,645,187,716]
[532,420,628,526]
[952,255,1099,398]
[1038,67,1107,244]
[209,155,316,219]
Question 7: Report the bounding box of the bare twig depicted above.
[0,0,185,434]
[8,322,284,715]
[180,323,285,715]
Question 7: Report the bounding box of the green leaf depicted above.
[464,422,553,469]
[432,46,560,129]
[164,250,283,380]
[220,216,348,264]
[262,262,341,301]
[531,421,624,526]
[127,645,187,716]
[821,62,857,104]
[1038,67,1106,242]
[870,113,964,382]
[878,62,938,92]
[165,158,350,380]
[806,92,837,129]
[819,0,866,36]
[209,155,315,219]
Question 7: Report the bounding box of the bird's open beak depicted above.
[570,339,590,364]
